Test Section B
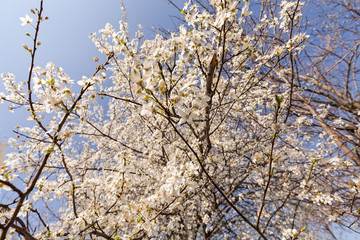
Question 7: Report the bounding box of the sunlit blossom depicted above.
[19,14,33,26]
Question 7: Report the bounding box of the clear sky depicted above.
[0,1,358,239]
[0,0,179,141]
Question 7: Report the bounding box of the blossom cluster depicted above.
[0,1,357,239]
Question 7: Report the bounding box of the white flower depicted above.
[140,102,155,116]
[314,193,333,205]
[203,214,210,224]
[77,76,93,86]
[178,109,196,125]
[0,142,7,167]
[20,14,33,26]
[192,95,210,109]
[241,0,252,17]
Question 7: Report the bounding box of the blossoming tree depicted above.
[0,0,359,239]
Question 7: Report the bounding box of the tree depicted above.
[289,0,360,235]
[290,0,360,165]
[0,0,359,239]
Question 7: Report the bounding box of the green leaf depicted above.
[45,148,54,153]
[354,146,358,153]
[273,104,278,112]
[275,94,283,105]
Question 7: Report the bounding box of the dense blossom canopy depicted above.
[0,0,359,239]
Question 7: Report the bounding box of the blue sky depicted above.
[0,0,179,141]
[0,1,359,239]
